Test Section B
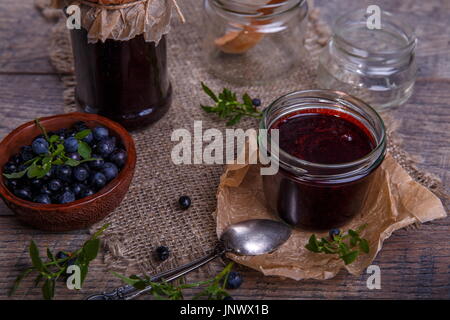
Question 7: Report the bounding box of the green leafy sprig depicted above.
[3,119,97,180]
[9,224,109,300]
[305,225,370,265]
[114,262,235,300]
[200,82,262,126]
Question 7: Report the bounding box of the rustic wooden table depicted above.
[0,0,449,300]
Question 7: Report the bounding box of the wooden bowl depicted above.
[0,113,136,232]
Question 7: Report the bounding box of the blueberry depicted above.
[33,194,52,204]
[178,196,191,210]
[101,162,118,181]
[66,152,82,161]
[40,184,53,195]
[73,121,88,131]
[48,179,63,192]
[96,138,115,157]
[32,137,49,155]
[14,188,32,201]
[252,98,261,107]
[20,146,34,162]
[82,131,94,144]
[58,191,76,204]
[156,246,170,261]
[73,166,89,182]
[93,127,109,141]
[53,128,67,140]
[88,155,104,170]
[80,188,95,198]
[3,162,17,174]
[64,137,79,153]
[30,178,43,191]
[329,228,340,239]
[6,179,19,190]
[56,165,72,182]
[56,251,69,260]
[109,150,127,168]
[225,272,243,289]
[90,172,107,189]
[223,295,234,300]
[9,154,21,165]
[71,183,86,197]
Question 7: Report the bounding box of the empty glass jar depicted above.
[203,0,309,85]
[317,9,417,110]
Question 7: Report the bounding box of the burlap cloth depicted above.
[35,0,448,278]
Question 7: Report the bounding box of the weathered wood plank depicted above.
[0,0,57,74]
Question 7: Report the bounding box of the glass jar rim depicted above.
[333,8,417,58]
[259,90,387,178]
[210,0,306,19]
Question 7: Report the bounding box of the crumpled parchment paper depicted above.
[214,152,447,280]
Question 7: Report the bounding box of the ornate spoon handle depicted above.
[86,246,225,300]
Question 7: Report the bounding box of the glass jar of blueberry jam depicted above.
[63,0,173,131]
[259,90,386,231]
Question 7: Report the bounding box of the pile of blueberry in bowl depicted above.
[0,113,136,232]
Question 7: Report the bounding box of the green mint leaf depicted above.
[3,168,28,179]
[52,144,64,157]
[341,251,359,265]
[201,105,216,113]
[226,114,242,126]
[79,263,89,286]
[348,229,358,238]
[49,135,60,143]
[8,268,33,297]
[34,274,43,288]
[243,93,253,107]
[75,129,92,140]
[78,141,91,160]
[46,248,54,261]
[201,82,219,102]
[65,158,80,167]
[29,241,45,273]
[82,239,100,262]
[42,279,55,300]
[359,239,370,254]
[305,234,320,253]
[112,272,142,287]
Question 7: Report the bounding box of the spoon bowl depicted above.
[221,219,292,255]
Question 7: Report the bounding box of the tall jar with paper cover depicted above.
[55,0,175,131]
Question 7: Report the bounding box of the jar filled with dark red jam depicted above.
[64,0,173,131]
[259,90,386,231]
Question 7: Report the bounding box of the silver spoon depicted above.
[86,219,291,300]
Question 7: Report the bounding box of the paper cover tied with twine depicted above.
[214,149,447,280]
[52,0,183,43]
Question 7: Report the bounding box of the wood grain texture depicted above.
[0,0,449,300]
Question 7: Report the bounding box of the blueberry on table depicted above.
[101,162,119,181]
[64,137,79,153]
[33,194,52,204]
[3,162,17,174]
[56,251,70,261]
[58,191,76,204]
[252,98,262,107]
[329,228,340,239]
[14,188,32,201]
[89,155,104,170]
[178,195,192,210]
[225,271,243,289]
[93,127,109,141]
[48,179,63,192]
[96,138,116,157]
[32,137,49,155]
[109,150,127,168]
[156,246,170,261]
[73,166,89,182]
[90,172,107,189]
[223,295,234,300]
[56,165,73,182]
